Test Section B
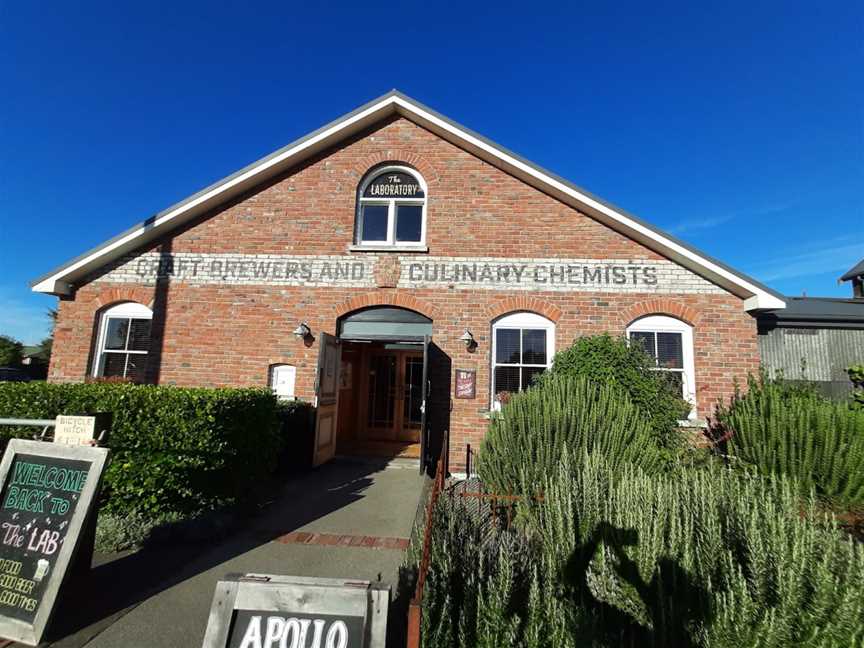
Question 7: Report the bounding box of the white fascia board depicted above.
[392,96,784,312]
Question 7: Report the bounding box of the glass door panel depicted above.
[403,356,424,428]
[367,354,396,430]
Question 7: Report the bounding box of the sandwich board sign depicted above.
[0,439,109,645]
[202,574,389,648]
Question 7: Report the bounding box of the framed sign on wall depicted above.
[455,369,476,399]
[0,439,109,646]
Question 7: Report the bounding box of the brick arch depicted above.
[350,150,440,186]
[334,290,440,321]
[90,286,155,311]
[484,296,563,323]
[620,298,700,328]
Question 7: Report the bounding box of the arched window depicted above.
[355,165,426,247]
[491,311,555,408]
[92,302,152,381]
[626,314,696,417]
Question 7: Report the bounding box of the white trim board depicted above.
[30,90,785,311]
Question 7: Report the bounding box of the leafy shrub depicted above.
[538,334,690,445]
[477,374,666,495]
[95,510,183,553]
[0,382,282,516]
[416,456,864,647]
[715,374,864,507]
[850,364,864,409]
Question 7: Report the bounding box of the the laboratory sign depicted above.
[95,253,722,294]
[362,172,424,198]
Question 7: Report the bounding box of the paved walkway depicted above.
[39,457,425,648]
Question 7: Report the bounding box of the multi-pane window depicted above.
[627,315,696,418]
[491,312,554,407]
[93,302,152,382]
[356,166,426,246]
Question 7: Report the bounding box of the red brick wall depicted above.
[48,116,760,470]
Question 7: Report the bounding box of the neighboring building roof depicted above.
[757,297,864,329]
[840,258,864,282]
[30,90,785,311]
[21,346,41,357]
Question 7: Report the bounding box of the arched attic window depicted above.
[491,311,555,409]
[355,165,427,247]
[92,302,152,382]
[626,314,696,418]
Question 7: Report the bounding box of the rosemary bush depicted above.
[528,453,864,647]
[416,457,864,647]
[715,374,864,507]
[476,374,666,495]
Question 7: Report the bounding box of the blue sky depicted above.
[2,1,862,344]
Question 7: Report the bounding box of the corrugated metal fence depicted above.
[758,327,864,397]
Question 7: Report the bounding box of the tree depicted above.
[36,309,57,361]
[0,335,24,367]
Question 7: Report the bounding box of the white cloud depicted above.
[669,203,793,236]
[747,238,863,282]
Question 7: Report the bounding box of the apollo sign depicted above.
[229,611,358,648]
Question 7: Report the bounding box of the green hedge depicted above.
[0,382,282,516]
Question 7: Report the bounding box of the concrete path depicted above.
[40,457,425,648]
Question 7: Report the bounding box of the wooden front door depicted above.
[365,349,423,443]
[313,332,341,466]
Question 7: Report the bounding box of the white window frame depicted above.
[355,165,427,247]
[491,311,555,410]
[92,302,153,379]
[626,314,697,419]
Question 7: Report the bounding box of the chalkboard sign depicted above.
[202,574,388,648]
[0,439,108,645]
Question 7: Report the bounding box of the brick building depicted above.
[32,91,785,472]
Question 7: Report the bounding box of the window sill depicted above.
[348,244,429,253]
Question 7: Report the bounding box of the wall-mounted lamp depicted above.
[459,329,477,351]
[293,322,312,339]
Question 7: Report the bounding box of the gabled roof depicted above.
[31,90,785,310]
[840,258,864,282]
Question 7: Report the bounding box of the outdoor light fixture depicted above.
[459,329,476,349]
[292,322,311,339]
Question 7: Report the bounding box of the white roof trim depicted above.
[32,91,785,311]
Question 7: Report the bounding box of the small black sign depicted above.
[228,610,364,648]
[362,172,424,199]
[0,440,108,645]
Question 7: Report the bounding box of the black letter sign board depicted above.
[0,439,108,645]
[202,574,388,648]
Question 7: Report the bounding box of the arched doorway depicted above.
[335,307,433,461]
